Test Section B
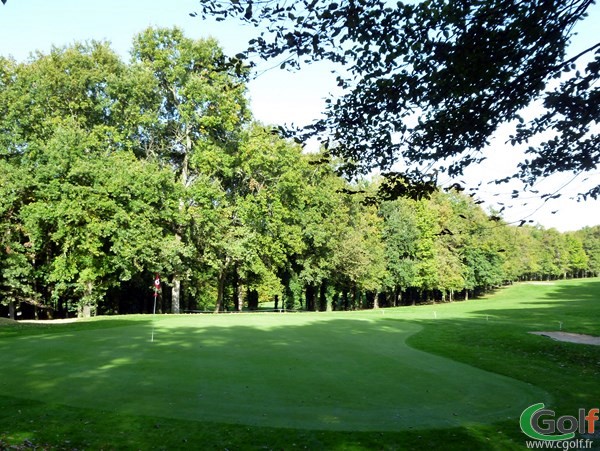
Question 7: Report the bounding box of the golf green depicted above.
[0,312,548,431]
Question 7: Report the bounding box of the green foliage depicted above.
[576,225,600,276]
[380,198,419,300]
[1,28,598,317]
[10,124,178,314]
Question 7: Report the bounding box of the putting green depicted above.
[1,312,548,431]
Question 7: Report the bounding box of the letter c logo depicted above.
[520,403,576,441]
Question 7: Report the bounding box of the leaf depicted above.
[244,3,253,20]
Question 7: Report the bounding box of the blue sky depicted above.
[0,0,598,231]
[0,0,333,127]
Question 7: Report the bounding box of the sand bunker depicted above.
[529,331,600,346]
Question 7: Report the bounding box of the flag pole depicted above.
[153,286,157,315]
[152,273,160,342]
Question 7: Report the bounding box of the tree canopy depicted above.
[194,0,599,199]
[1,26,599,320]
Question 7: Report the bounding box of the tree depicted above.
[1,15,598,317]
[233,125,307,309]
[0,42,144,317]
[332,191,388,309]
[16,124,179,317]
[411,199,440,301]
[179,124,311,312]
[510,226,545,281]
[0,38,191,316]
[575,226,600,276]
[535,227,569,280]
[130,27,250,312]
[294,154,348,311]
[195,0,599,199]
[564,232,588,277]
[0,41,126,156]
[380,198,419,305]
[0,161,38,318]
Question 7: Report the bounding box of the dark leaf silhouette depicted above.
[194,0,599,200]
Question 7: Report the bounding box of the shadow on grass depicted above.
[0,316,548,430]
[466,279,600,334]
[0,316,154,334]
[1,279,599,449]
[0,396,523,450]
[403,279,600,414]
[0,394,519,450]
[1,316,548,450]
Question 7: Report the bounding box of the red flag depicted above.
[154,274,161,290]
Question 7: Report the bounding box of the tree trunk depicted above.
[373,291,379,309]
[247,289,259,310]
[319,281,328,312]
[305,284,316,311]
[332,292,339,311]
[8,301,15,320]
[214,269,226,313]
[172,276,181,314]
[236,288,243,311]
[172,128,192,315]
[80,304,92,318]
[78,282,94,318]
[233,266,243,311]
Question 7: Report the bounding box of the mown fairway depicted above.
[1,278,599,450]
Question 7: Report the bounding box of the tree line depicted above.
[1,28,598,319]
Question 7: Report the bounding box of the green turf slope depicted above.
[0,312,548,432]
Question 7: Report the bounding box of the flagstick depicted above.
[151,274,159,343]
[152,289,157,342]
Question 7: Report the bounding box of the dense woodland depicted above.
[1,28,599,319]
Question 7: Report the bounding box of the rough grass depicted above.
[1,278,599,450]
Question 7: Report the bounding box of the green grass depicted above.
[1,278,599,450]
